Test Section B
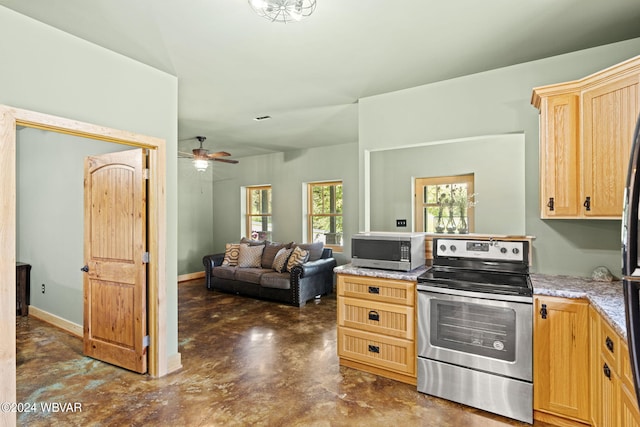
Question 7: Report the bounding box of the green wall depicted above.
[209,143,358,266]
[360,37,640,277]
[1,6,179,359]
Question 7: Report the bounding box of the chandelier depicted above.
[248,0,317,23]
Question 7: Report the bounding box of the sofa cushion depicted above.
[235,268,272,285]
[272,248,293,273]
[260,272,291,290]
[286,246,310,272]
[238,243,264,268]
[212,265,237,280]
[293,242,324,261]
[261,242,292,269]
[222,243,241,266]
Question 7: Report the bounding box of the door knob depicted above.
[81,265,89,272]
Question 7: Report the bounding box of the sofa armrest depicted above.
[290,257,337,279]
[203,253,225,290]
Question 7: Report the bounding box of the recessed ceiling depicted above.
[1,0,640,157]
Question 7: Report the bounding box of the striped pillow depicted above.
[222,243,241,266]
[286,246,310,272]
[272,248,293,273]
[237,243,264,268]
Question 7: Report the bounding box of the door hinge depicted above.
[143,168,150,180]
[143,335,150,348]
[142,252,150,263]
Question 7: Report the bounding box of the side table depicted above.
[16,262,31,316]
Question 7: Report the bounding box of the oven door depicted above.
[417,289,532,381]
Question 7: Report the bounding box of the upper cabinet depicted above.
[532,56,640,219]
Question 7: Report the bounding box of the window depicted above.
[415,174,475,234]
[246,185,272,241]
[307,181,343,250]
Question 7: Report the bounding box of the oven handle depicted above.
[417,283,533,304]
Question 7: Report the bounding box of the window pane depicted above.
[249,188,271,215]
[311,184,342,214]
[310,215,343,246]
[249,216,272,241]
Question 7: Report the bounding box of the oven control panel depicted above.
[435,239,526,262]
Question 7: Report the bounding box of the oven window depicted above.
[430,299,516,362]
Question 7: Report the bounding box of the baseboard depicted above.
[178,271,205,282]
[28,306,83,338]
[167,352,182,374]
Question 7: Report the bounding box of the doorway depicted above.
[0,105,169,425]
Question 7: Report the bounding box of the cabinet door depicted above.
[599,355,620,427]
[582,74,640,217]
[540,94,580,218]
[622,385,640,427]
[534,296,590,422]
[590,306,601,426]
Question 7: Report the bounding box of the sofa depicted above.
[202,240,337,307]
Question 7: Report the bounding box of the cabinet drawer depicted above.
[337,274,414,306]
[600,319,621,371]
[338,297,414,339]
[337,327,415,376]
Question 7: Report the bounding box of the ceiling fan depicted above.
[178,136,239,171]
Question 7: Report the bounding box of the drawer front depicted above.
[337,274,415,306]
[338,327,415,375]
[338,297,414,339]
[600,319,621,371]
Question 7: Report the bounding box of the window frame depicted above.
[415,174,475,234]
[245,185,272,241]
[307,180,343,252]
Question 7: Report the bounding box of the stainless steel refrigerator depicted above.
[622,112,640,408]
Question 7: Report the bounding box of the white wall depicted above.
[0,6,179,358]
[360,37,640,276]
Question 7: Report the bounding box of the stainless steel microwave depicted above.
[351,232,426,271]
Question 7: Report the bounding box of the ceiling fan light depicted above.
[193,159,209,172]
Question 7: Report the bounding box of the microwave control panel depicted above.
[435,239,525,262]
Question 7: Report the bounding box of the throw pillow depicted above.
[261,243,287,269]
[286,246,310,272]
[222,243,241,266]
[237,243,264,268]
[272,248,293,273]
[293,242,324,261]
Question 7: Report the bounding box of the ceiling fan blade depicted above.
[207,151,232,158]
[178,151,195,158]
[213,158,239,164]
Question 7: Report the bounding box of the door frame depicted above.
[0,105,168,423]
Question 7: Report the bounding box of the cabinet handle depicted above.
[547,197,555,211]
[368,311,380,321]
[584,196,591,211]
[368,286,380,294]
[368,344,380,354]
[603,363,611,380]
[540,303,548,319]
[605,336,614,353]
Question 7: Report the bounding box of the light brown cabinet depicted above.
[532,55,640,219]
[336,274,416,385]
[533,296,591,424]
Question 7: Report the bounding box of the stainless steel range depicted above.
[416,238,533,424]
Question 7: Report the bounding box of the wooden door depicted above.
[83,148,148,373]
[539,94,580,218]
[582,74,640,217]
[533,296,590,422]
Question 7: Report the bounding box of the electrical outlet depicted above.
[42,284,45,294]
[396,219,407,227]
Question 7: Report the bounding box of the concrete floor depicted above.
[16,279,548,426]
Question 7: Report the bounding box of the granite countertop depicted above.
[334,264,429,282]
[531,274,627,339]
[334,264,628,340]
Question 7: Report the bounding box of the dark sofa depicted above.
[202,245,336,307]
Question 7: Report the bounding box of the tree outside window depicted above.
[308,181,343,250]
[415,174,475,234]
[246,185,272,241]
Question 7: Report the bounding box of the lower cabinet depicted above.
[534,296,640,427]
[533,296,590,424]
[336,274,416,385]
